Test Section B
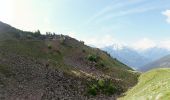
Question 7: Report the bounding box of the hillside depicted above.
[119,68,170,100]
[139,55,170,72]
[0,21,139,100]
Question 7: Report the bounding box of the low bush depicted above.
[104,81,117,95]
[87,79,117,96]
[98,79,105,88]
[87,54,99,62]
[48,44,52,49]
[88,84,97,96]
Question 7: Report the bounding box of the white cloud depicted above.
[162,9,170,23]
[87,0,155,24]
[131,38,170,51]
[80,36,170,51]
[131,38,156,50]
[97,6,156,23]
[81,34,121,48]
[160,40,170,50]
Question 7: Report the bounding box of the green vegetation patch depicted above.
[87,79,118,96]
[87,54,99,62]
[47,44,52,49]
[119,68,170,100]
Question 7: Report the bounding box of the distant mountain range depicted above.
[102,45,150,69]
[139,55,170,72]
[138,47,170,61]
[102,45,170,70]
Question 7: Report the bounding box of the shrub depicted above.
[60,35,66,44]
[104,82,117,95]
[34,30,41,37]
[98,79,105,88]
[48,44,52,49]
[87,54,99,62]
[80,40,84,45]
[88,85,97,96]
[87,79,117,96]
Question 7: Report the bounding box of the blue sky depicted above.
[0,0,170,50]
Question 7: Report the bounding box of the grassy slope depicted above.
[1,40,133,70]
[0,38,139,90]
[119,68,170,100]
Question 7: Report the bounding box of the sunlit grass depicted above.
[119,68,170,100]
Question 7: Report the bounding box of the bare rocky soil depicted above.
[0,53,117,100]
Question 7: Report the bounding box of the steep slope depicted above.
[102,45,150,69]
[119,68,170,100]
[0,21,139,100]
[0,21,21,40]
[139,55,170,72]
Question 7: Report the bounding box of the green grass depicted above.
[87,79,117,96]
[119,68,170,100]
